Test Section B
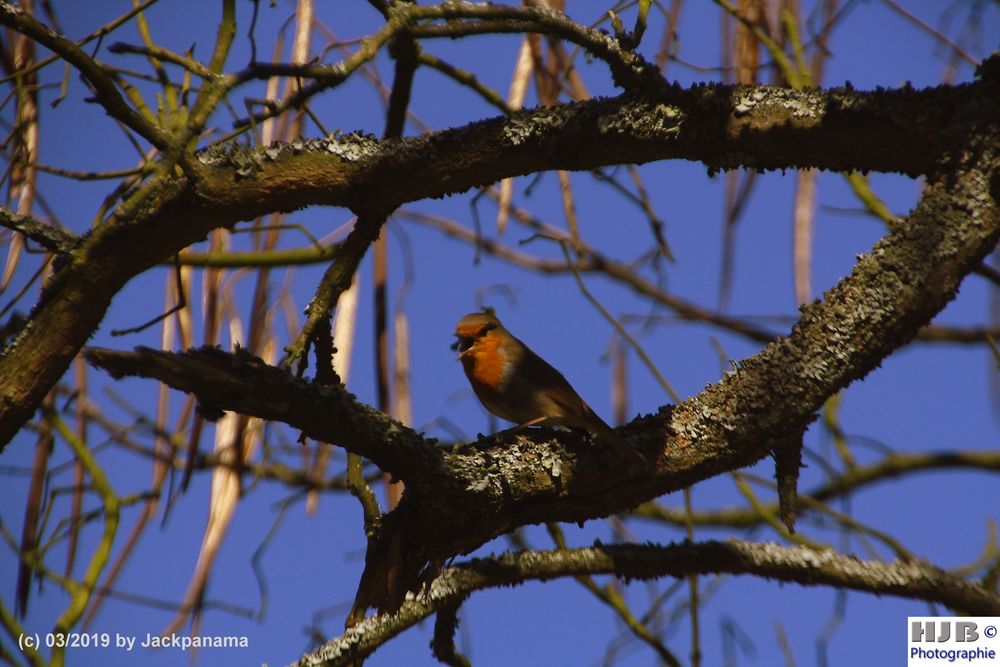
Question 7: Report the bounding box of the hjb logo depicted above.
[911,621,980,643]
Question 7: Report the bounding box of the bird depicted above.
[453,309,649,467]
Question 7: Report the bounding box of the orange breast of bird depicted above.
[460,328,508,391]
[459,329,529,423]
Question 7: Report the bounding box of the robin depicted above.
[453,309,649,467]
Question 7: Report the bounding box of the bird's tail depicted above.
[586,410,651,469]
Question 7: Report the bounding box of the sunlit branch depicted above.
[108,41,215,80]
[173,244,340,268]
[46,413,119,667]
[297,539,1000,666]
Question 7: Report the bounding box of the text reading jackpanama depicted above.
[142,633,248,650]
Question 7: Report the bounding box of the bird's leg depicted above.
[487,416,547,441]
[514,416,547,430]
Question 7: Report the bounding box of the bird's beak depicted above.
[453,335,473,360]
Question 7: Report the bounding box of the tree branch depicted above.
[293,539,1000,667]
[282,213,384,374]
[84,345,433,477]
[203,80,1000,207]
[0,207,75,254]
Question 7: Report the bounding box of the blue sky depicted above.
[2,1,999,666]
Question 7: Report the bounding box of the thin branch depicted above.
[0,206,74,254]
[107,41,214,80]
[173,244,340,268]
[631,450,1000,528]
[402,209,778,343]
[972,262,1000,287]
[547,523,682,666]
[282,214,385,375]
[879,0,978,66]
[347,453,381,538]
[0,597,43,667]
[29,162,143,181]
[418,50,512,114]
[0,1,171,149]
[0,0,161,84]
[553,239,681,402]
[110,255,186,336]
[430,602,472,667]
[46,412,120,666]
[231,1,659,129]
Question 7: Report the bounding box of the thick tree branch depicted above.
[84,345,435,477]
[200,79,1000,207]
[293,539,1000,667]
